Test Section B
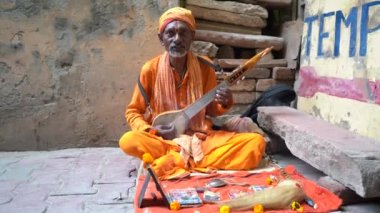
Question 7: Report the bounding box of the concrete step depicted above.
[195,30,284,50]
[271,153,380,211]
[257,106,380,198]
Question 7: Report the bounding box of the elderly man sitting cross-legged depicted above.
[119,7,266,180]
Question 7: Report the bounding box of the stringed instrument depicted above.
[152,47,273,138]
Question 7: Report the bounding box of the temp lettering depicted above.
[304,1,380,57]
[334,7,358,57]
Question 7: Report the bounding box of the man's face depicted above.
[159,21,194,58]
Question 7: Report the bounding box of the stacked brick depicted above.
[188,0,294,114]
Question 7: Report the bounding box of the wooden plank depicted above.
[235,0,292,7]
[187,5,266,28]
[196,20,262,35]
[187,0,268,18]
[195,30,283,50]
[218,58,288,69]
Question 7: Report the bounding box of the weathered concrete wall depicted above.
[0,0,179,150]
[297,0,380,140]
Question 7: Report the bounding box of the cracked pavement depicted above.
[0,148,140,213]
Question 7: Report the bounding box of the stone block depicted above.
[256,79,276,91]
[232,91,255,104]
[227,104,250,115]
[230,79,256,92]
[255,92,262,99]
[275,80,294,88]
[244,68,271,79]
[191,41,218,58]
[255,48,274,62]
[272,67,295,80]
[216,68,270,80]
[216,45,235,59]
[237,48,256,59]
[280,20,303,62]
[257,106,380,198]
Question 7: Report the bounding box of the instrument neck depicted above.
[183,81,228,119]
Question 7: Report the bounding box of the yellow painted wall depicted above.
[298,0,380,140]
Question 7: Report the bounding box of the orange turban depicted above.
[159,7,196,33]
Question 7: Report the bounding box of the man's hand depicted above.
[215,87,233,108]
[154,124,176,140]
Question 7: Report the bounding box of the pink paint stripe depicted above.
[298,66,380,105]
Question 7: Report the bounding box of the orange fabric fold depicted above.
[158,7,196,33]
[154,52,205,130]
[119,130,265,179]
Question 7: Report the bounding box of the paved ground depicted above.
[0,148,140,213]
[0,148,379,213]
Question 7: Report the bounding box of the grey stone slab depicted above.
[11,183,52,206]
[0,195,12,205]
[258,106,380,198]
[28,170,63,185]
[45,148,85,158]
[96,156,140,183]
[51,172,98,196]
[46,195,88,213]
[91,182,136,205]
[0,167,35,181]
[102,154,135,166]
[0,180,22,194]
[85,203,134,213]
[50,181,97,196]
[42,157,78,172]
[0,205,47,213]
[0,158,20,172]
[94,172,136,184]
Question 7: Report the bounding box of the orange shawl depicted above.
[153,52,205,131]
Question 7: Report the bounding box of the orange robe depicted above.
[119,54,265,179]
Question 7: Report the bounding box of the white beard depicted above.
[169,49,187,58]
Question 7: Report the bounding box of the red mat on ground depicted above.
[134,165,342,212]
